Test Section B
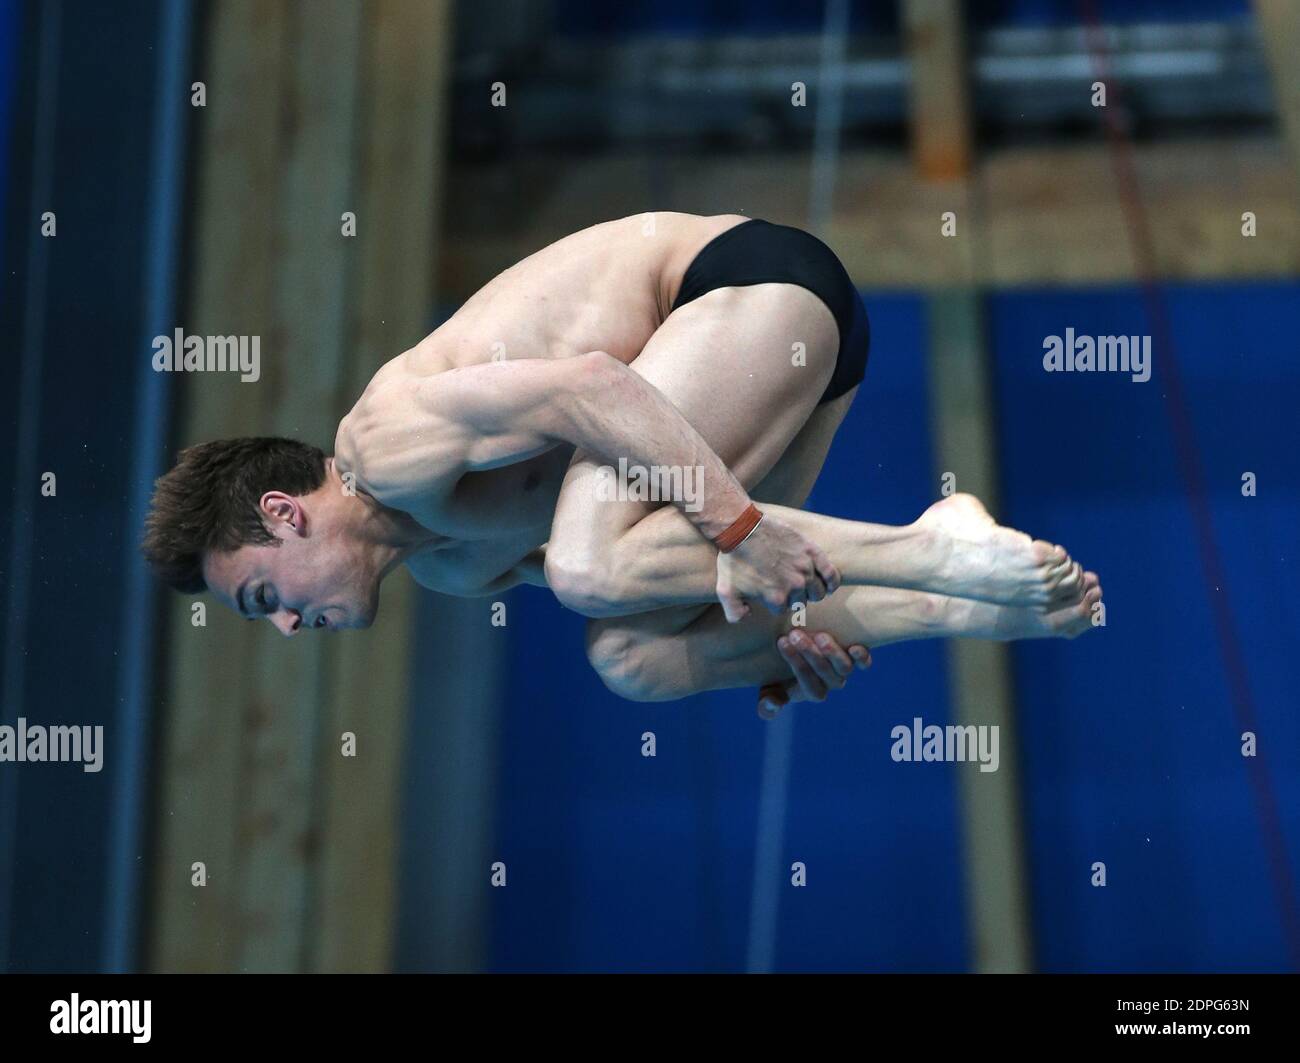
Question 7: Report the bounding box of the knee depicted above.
[545,541,622,618]
[585,620,681,702]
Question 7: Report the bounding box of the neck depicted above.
[324,456,437,576]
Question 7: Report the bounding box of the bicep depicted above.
[421,358,590,470]
[342,356,592,501]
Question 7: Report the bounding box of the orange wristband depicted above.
[713,503,763,553]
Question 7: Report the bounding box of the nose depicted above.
[269,608,302,637]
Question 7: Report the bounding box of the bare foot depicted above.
[916,494,1085,607]
[962,571,1104,640]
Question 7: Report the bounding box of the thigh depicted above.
[623,282,839,486]
[590,383,859,643]
[749,385,857,509]
[552,281,840,552]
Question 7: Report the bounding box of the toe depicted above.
[1048,560,1085,603]
[1032,539,1067,566]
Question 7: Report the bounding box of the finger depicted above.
[812,547,840,595]
[788,630,844,691]
[800,643,846,691]
[719,589,749,623]
[777,635,808,683]
[809,632,854,678]
[757,681,789,719]
[848,644,873,670]
[778,636,827,702]
[804,575,828,604]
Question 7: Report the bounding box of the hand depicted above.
[757,629,871,719]
[716,514,840,622]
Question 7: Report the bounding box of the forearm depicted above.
[559,352,752,539]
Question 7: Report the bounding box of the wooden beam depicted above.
[436,140,1300,295]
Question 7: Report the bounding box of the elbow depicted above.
[544,351,623,445]
[544,543,626,619]
[585,620,684,703]
[580,349,622,377]
[564,350,632,412]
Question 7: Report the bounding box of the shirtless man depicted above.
[144,213,1101,716]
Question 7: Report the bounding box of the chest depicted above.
[403,530,543,596]
[415,444,574,540]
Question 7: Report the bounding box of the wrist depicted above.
[691,469,753,537]
[713,503,763,553]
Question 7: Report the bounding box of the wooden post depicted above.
[149,0,290,973]
[903,0,973,181]
[924,294,1034,974]
[310,0,455,974]
[905,0,1033,972]
[1254,0,1300,199]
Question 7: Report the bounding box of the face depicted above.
[202,491,383,636]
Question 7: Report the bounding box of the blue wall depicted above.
[489,294,969,973]
[484,281,1299,972]
[991,282,1300,971]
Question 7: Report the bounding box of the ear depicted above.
[259,491,307,536]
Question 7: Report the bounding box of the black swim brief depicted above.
[670,218,870,404]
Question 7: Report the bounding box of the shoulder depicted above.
[334,353,464,507]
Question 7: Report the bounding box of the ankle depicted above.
[950,597,1004,640]
[908,518,952,588]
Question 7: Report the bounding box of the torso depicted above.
[341,212,747,595]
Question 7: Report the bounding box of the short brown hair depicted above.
[143,437,327,593]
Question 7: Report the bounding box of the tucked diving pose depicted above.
[144,213,1101,715]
